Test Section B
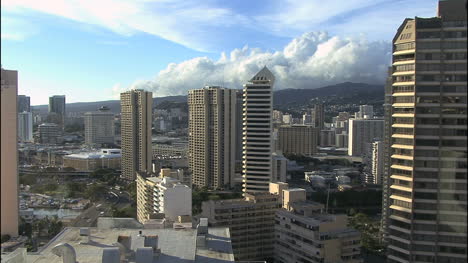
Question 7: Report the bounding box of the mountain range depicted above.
[31,82,384,114]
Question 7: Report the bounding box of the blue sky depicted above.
[1,0,435,105]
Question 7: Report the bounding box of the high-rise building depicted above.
[385,1,467,262]
[348,118,384,156]
[188,86,237,189]
[312,103,325,129]
[120,89,153,181]
[242,67,275,193]
[48,95,66,129]
[18,111,33,142]
[38,123,61,144]
[302,112,313,125]
[1,68,19,237]
[17,95,30,113]
[84,106,115,146]
[276,125,319,156]
[355,105,374,119]
[369,140,384,185]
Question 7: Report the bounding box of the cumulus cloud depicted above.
[128,32,391,97]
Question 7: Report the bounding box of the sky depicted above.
[1,0,436,105]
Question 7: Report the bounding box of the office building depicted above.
[200,182,287,261]
[242,67,275,193]
[385,1,467,262]
[302,111,313,125]
[1,68,19,237]
[62,149,121,171]
[136,172,191,224]
[84,106,115,146]
[312,103,325,129]
[370,141,384,185]
[348,118,384,156]
[17,95,30,113]
[320,129,336,147]
[38,123,61,144]
[276,125,319,156]
[18,111,33,142]
[355,105,374,119]
[336,131,349,148]
[275,189,362,263]
[272,151,287,182]
[188,86,237,189]
[48,95,65,129]
[120,89,152,181]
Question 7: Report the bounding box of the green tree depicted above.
[85,184,107,201]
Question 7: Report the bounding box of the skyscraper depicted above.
[120,89,153,181]
[242,67,275,193]
[188,86,237,189]
[1,68,19,237]
[84,106,115,146]
[385,1,467,262]
[312,103,325,129]
[17,95,30,113]
[18,111,33,142]
[48,95,66,129]
[348,118,384,156]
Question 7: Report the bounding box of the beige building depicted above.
[188,86,237,189]
[384,1,467,262]
[84,106,115,146]
[136,171,191,224]
[276,125,319,156]
[1,68,19,237]
[120,89,152,181]
[242,67,275,193]
[347,118,384,156]
[275,189,362,263]
[62,149,121,171]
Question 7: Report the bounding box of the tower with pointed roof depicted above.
[242,66,275,193]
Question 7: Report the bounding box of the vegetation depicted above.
[64,123,84,133]
[192,187,243,215]
[65,182,87,198]
[89,168,119,186]
[309,190,382,214]
[19,173,37,186]
[85,184,107,201]
[111,205,136,218]
[349,212,385,255]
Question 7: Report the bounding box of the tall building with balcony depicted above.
[385,1,467,262]
[120,90,153,181]
[242,67,275,193]
[84,106,115,146]
[188,86,237,189]
[1,68,19,237]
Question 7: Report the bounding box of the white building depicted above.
[370,141,384,185]
[18,111,33,142]
[282,114,292,124]
[84,106,115,146]
[355,105,374,119]
[348,118,384,156]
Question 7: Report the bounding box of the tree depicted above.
[85,184,107,201]
[19,174,37,186]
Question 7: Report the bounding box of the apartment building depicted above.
[188,86,237,189]
[18,111,33,142]
[348,118,384,156]
[84,106,115,146]
[385,1,467,262]
[38,123,61,144]
[48,95,66,130]
[276,125,319,156]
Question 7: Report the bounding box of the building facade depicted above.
[242,67,275,193]
[84,106,115,146]
[120,89,153,181]
[38,123,61,144]
[1,68,19,237]
[17,95,30,113]
[18,111,33,142]
[62,149,121,171]
[48,95,66,129]
[276,125,319,156]
[385,1,467,262]
[348,118,384,156]
[355,105,374,119]
[188,86,237,189]
[312,103,325,130]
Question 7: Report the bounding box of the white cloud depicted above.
[1,16,38,41]
[129,31,391,97]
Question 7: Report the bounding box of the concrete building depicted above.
[275,190,362,263]
[136,172,191,224]
[276,125,319,156]
[369,141,384,185]
[320,129,336,147]
[38,123,61,144]
[62,149,121,171]
[272,151,287,182]
[302,112,313,125]
[18,111,33,142]
[242,67,275,193]
[355,105,374,119]
[282,114,292,124]
[48,95,66,129]
[188,86,237,189]
[312,103,325,130]
[17,95,30,113]
[158,168,190,187]
[200,182,287,261]
[335,131,349,148]
[1,218,234,263]
[1,68,19,237]
[120,89,153,181]
[384,1,467,262]
[348,118,384,156]
[84,106,115,146]
[273,110,283,124]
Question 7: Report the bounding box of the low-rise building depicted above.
[62,149,121,171]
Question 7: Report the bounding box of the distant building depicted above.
[370,141,384,184]
[17,95,30,113]
[18,112,33,142]
[320,129,336,146]
[277,125,319,156]
[302,112,313,125]
[38,123,61,144]
[1,68,19,237]
[335,131,348,148]
[136,172,191,224]
[48,95,66,130]
[120,89,152,181]
[348,118,384,156]
[62,149,121,171]
[312,103,325,129]
[355,105,374,119]
[158,168,191,187]
[84,106,115,146]
[272,151,287,182]
[188,86,237,189]
[282,114,293,124]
